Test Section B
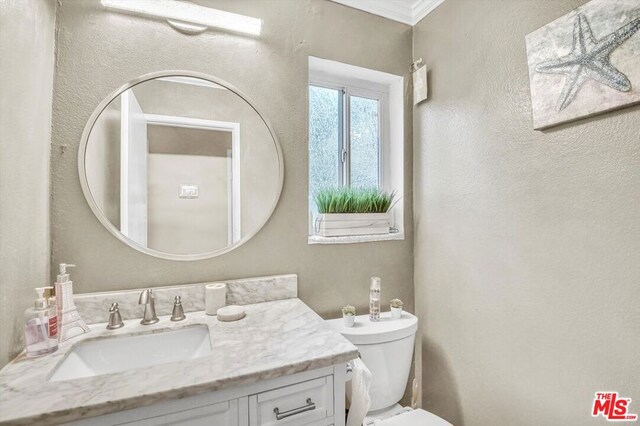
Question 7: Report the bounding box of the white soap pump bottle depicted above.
[24,287,58,357]
[55,263,90,341]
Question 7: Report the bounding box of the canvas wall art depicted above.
[525,0,640,130]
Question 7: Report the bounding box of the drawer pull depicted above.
[273,398,316,420]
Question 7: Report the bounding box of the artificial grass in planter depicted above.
[314,187,397,214]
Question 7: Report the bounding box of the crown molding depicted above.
[330,0,412,25]
[411,0,446,25]
[330,0,445,26]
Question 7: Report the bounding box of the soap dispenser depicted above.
[24,287,58,357]
[369,277,381,321]
[54,263,90,342]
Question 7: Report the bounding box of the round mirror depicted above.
[79,71,283,260]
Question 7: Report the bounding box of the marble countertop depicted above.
[0,298,359,425]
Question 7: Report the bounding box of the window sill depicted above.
[308,232,404,245]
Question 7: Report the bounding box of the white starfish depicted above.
[535,13,640,111]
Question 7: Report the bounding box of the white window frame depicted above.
[308,78,390,191]
[308,57,404,244]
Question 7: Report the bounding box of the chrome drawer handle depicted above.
[273,398,316,420]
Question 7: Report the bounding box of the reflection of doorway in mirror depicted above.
[117,94,242,255]
[144,115,241,255]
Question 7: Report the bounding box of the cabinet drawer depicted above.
[250,375,334,426]
[116,399,239,426]
[70,397,245,426]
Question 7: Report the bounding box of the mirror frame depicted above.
[78,70,284,261]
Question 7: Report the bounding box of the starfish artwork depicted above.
[535,13,640,112]
[525,0,640,129]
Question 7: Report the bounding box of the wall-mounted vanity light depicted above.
[101,0,262,36]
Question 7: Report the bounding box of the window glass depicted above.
[349,95,379,188]
[309,85,342,211]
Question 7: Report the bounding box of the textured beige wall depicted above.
[0,0,56,367]
[413,0,640,425]
[51,0,414,320]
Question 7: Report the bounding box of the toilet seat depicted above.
[373,408,452,426]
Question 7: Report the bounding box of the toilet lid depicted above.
[374,409,453,426]
[327,311,418,344]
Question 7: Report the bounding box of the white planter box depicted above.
[315,213,391,237]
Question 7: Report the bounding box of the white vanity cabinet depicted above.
[68,365,346,426]
[249,375,334,426]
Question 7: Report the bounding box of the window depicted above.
[308,57,404,243]
[308,84,384,211]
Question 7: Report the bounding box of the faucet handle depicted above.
[106,302,124,329]
[170,296,186,322]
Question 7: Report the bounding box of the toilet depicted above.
[327,312,452,426]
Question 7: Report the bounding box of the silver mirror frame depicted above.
[78,70,284,261]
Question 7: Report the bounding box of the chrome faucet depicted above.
[138,289,159,325]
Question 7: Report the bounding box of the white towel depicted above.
[346,358,372,426]
[413,64,428,105]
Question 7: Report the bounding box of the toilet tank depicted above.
[327,312,418,411]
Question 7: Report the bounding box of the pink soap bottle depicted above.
[24,287,58,357]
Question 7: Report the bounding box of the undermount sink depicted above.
[49,325,211,382]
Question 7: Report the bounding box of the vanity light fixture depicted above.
[101,0,262,36]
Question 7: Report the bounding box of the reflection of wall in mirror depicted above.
[120,90,148,247]
[85,98,121,228]
[147,126,232,255]
[132,79,279,239]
